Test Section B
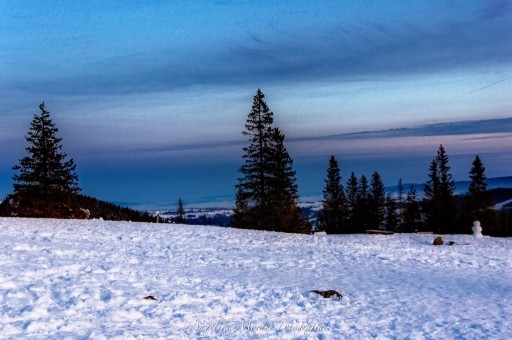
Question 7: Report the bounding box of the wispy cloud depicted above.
[477,0,512,20]
[10,1,511,96]
[291,117,512,142]
[87,117,512,161]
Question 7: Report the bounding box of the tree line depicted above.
[1,92,510,235]
[317,148,504,235]
[233,90,509,235]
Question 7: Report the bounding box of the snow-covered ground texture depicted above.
[0,218,510,339]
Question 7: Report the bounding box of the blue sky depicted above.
[0,0,511,206]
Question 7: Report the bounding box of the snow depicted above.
[159,208,233,220]
[0,217,510,339]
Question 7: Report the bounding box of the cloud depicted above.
[10,1,511,96]
[280,117,512,171]
[477,0,512,20]
[290,117,512,142]
[76,117,512,164]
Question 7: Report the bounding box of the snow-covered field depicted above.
[0,218,510,339]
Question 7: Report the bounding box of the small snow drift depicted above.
[311,290,343,299]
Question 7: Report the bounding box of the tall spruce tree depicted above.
[233,89,274,230]
[424,145,456,233]
[424,158,440,226]
[345,172,359,233]
[232,90,309,233]
[354,174,370,232]
[317,155,347,233]
[369,171,386,229]
[267,128,309,233]
[403,186,422,232]
[385,193,399,231]
[231,187,250,229]
[465,155,493,229]
[11,103,79,217]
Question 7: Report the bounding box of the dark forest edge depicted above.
[315,150,512,237]
[0,193,156,222]
[1,96,511,236]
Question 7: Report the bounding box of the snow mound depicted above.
[0,217,510,338]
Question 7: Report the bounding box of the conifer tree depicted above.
[317,155,347,233]
[11,103,79,217]
[266,128,309,233]
[424,158,439,208]
[345,172,359,232]
[176,197,186,224]
[424,156,441,231]
[465,155,493,228]
[369,171,386,229]
[232,90,309,233]
[268,128,298,204]
[354,174,370,232]
[403,186,422,232]
[231,187,250,229]
[424,145,456,233]
[385,193,399,231]
[232,89,274,230]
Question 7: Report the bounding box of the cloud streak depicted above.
[92,117,512,160]
[8,1,511,96]
[291,117,512,142]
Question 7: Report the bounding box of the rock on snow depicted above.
[0,217,510,339]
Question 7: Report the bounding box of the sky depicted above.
[0,0,511,207]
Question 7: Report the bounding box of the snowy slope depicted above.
[0,218,510,339]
